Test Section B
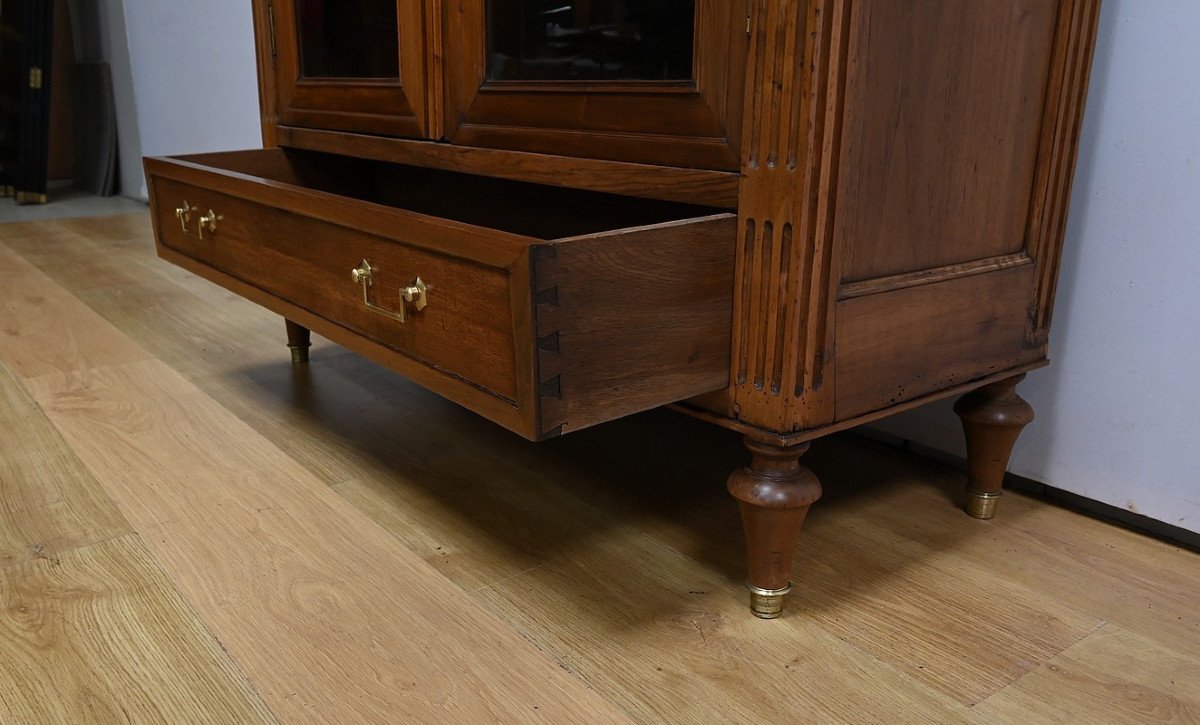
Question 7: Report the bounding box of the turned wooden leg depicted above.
[727,437,822,619]
[285,319,311,365]
[954,373,1035,520]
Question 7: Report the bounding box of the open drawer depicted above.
[144,148,736,440]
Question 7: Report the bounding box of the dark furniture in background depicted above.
[0,0,54,204]
[144,0,1102,619]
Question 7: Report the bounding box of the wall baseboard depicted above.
[854,429,1200,553]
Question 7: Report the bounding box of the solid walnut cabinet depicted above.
[145,0,1102,619]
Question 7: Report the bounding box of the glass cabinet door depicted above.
[271,0,429,137]
[444,1,749,169]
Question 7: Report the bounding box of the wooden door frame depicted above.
[441,1,749,170]
[267,0,430,138]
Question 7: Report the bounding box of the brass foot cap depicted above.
[15,191,48,205]
[289,345,310,365]
[966,490,1001,520]
[747,582,792,619]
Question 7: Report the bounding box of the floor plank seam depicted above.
[127,531,285,725]
[969,618,1113,711]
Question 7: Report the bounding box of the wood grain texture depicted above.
[22,358,630,724]
[0,362,130,570]
[729,0,852,433]
[837,0,1059,282]
[0,536,277,724]
[473,526,973,724]
[528,426,1107,706]
[147,151,735,441]
[242,0,1100,452]
[975,625,1200,723]
[834,265,1043,419]
[268,0,429,138]
[726,439,821,594]
[837,253,1034,301]
[250,0,278,146]
[276,126,741,208]
[796,515,1102,704]
[151,175,522,401]
[1026,0,1104,346]
[674,362,1047,448]
[722,0,1099,437]
[0,244,151,378]
[144,152,534,268]
[534,215,736,436]
[956,374,1036,504]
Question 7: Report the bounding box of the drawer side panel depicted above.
[534,215,737,437]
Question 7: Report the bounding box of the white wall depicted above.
[873,0,1200,534]
[118,0,263,199]
[116,0,1199,532]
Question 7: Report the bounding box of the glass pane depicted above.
[297,0,400,79]
[487,1,695,82]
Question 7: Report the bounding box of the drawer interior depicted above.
[181,148,725,240]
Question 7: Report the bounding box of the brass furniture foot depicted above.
[728,438,822,620]
[285,319,312,365]
[965,490,1002,520]
[747,582,793,620]
[954,374,1034,520]
[14,191,48,205]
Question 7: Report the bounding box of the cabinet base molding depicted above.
[673,362,1048,448]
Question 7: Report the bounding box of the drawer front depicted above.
[151,176,520,401]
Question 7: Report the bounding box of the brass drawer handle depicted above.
[350,260,428,323]
[175,201,196,233]
[198,209,223,240]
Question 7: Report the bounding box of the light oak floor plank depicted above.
[975,623,1200,723]
[0,361,131,570]
[0,244,150,379]
[21,359,631,724]
[0,218,631,723]
[0,534,276,724]
[1,218,372,488]
[473,519,974,724]
[804,438,1200,651]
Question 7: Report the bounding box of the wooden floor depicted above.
[0,214,1196,724]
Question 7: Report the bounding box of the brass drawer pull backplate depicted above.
[175,201,196,233]
[198,210,222,240]
[175,201,221,240]
[350,259,428,323]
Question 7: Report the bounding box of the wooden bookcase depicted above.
[144,0,1102,619]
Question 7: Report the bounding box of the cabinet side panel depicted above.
[837,0,1059,282]
[834,265,1043,419]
